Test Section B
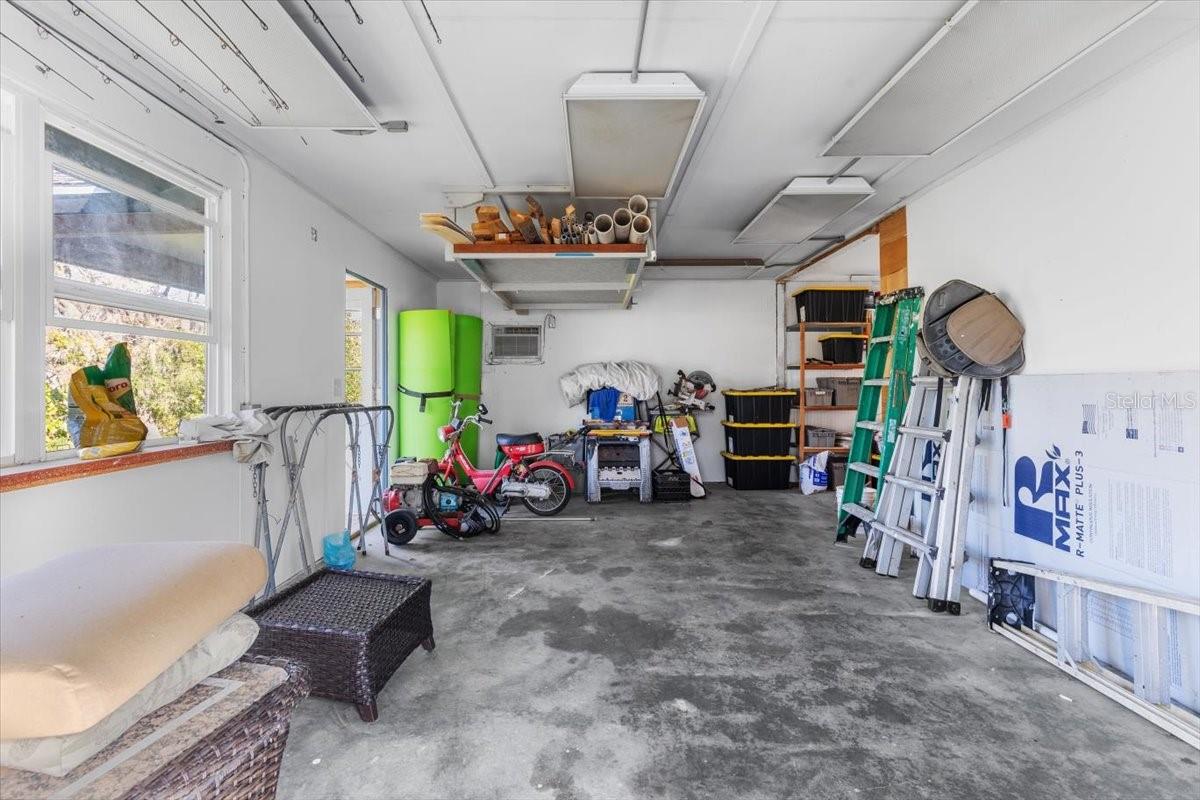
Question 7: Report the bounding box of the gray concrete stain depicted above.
[277,487,1200,800]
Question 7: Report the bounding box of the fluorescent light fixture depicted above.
[734,177,874,245]
[563,72,705,199]
[824,0,1157,157]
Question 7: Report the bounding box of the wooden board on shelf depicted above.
[453,243,645,256]
[795,404,858,411]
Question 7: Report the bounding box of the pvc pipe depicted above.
[630,213,652,245]
[613,208,632,243]
[628,194,649,216]
[595,214,615,244]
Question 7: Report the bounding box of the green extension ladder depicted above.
[836,287,924,542]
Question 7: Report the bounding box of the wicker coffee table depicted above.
[245,568,434,722]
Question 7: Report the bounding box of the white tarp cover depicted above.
[962,370,1199,711]
[178,409,276,464]
[559,361,661,406]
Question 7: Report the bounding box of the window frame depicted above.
[1,82,227,465]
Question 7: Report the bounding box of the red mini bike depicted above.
[436,401,574,516]
[383,401,574,545]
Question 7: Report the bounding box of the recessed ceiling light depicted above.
[735,177,874,245]
[563,72,705,199]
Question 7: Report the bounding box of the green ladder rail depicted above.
[836,287,924,542]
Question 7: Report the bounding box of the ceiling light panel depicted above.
[90,0,376,129]
[734,178,874,245]
[825,0,1156,157]
[564,72,705,199]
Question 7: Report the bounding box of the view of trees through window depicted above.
[344,309,363,404]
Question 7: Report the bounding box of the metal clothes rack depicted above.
[252,403,394,594]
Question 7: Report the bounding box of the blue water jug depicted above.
[323,531,356,571]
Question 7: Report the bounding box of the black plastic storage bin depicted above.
[723,389,794,423]
[653,469,692,501]
[722,453,793,490]
[722,421,794,456]
[819,334,867,364]
[791,285,870,322]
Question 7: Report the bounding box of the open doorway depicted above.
[345,272,386,535]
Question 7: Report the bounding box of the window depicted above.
[0,84,223,464]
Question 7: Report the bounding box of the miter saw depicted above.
[667,369,716,413]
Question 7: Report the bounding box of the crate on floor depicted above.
[722,421,794,456]
[721,452,793,490]
[652,469,692,501]
[723,388,794,423]
[819,334,867,364]
[805,425,838,448]
[804,388,834,407]
[828,456,847,489]
[790,285,871,322]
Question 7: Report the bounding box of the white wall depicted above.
[0,60,435,576]
[437,280,776,479]
[906,38,1200,374]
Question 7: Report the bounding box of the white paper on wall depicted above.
[961,371,1200,711]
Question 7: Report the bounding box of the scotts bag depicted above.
[799,451,829,495]
[66,342,147,456]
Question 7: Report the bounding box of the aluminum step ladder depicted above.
[842,365,985,615]
[836,287,924,541]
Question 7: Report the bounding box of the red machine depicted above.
[383,401,573,545]
[436,401,573,513]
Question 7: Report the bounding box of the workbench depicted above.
[584,428,652,503]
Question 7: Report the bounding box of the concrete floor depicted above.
[278,487,1199,800]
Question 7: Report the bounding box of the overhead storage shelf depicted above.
[452,243,650,312]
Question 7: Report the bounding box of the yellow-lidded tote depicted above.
[817,333,869,363]
[722,388,794,423]
[789,284,870,323]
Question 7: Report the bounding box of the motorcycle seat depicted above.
[496,432,542,446]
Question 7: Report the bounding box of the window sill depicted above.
[0,441,234,493]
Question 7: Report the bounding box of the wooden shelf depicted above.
[787,363,865,371]
[797,404,858,411]
[451,242,650,311]
[453,243,646,256]
[796,446,850,459]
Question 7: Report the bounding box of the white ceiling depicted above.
[8,0,1199,281]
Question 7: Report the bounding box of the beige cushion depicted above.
[0,613,259,777]
[0,542,266,739]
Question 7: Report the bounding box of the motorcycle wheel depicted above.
[383,509,419,545]
[521,466,572,516]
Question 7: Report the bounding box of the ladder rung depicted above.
[840,502,875,523]
[897,424,946,440]
[870,336,893,344]
[856,420,882,432]
[884,474,939,496]
[912,376,944,386]
[863,379,889,387]
[848,462,880,479]
[874,522,932,555]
